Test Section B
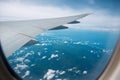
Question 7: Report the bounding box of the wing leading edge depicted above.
[0,13,91,57]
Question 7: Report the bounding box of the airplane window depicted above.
[5,29,120,80]
[0,0,120,80]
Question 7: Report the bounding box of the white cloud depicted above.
[67,12,120,31]
[0,2,120,31]
[22,71,30,78]
[44,69,56,80]
[14,64,28,70]
[83,70,88,75]
[79,13,120,27]
[48,54,58,60]
[0,2,74,20]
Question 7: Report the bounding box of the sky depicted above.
[0,0,120,31]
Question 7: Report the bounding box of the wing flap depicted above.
[49,25,68,30]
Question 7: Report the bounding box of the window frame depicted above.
[0,42,22,80]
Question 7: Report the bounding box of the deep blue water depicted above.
[7,28,119,80]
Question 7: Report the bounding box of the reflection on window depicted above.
[6,28,119,80]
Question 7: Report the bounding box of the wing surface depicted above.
[0,13,90,57]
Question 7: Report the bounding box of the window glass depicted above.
[0,0,120,80]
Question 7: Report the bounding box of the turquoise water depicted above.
[8,29,119,80]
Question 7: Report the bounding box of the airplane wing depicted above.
[0,13,90,57]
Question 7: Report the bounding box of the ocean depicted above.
[7,28,119,80]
